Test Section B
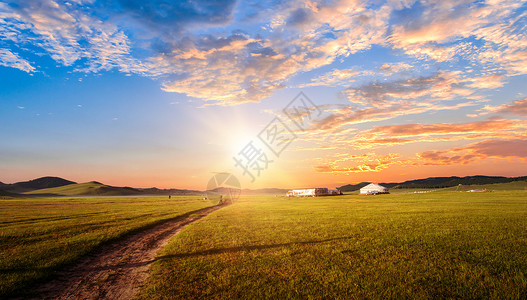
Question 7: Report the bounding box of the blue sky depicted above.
[1,0,527,189]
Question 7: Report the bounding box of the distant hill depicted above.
[441,181,527,191]
[0,189,20,197]
[24,181,143,196]
[138,187,202,196]
[205,187,289,195]
[242,188,290,195]
[23,181,205,197]
[338,182,371,193]
[0,176,76,193]
[339,175,527,191]
[387,175,527,189]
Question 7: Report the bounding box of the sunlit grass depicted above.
[0,196,210,297]
[141,191,527,299]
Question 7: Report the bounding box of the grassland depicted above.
[0,196,211,297]
[342,181,527,194]
[442,180,527,191]
[141,191,527,299]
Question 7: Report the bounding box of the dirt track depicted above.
[34,205,224,299]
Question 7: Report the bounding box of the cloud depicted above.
[0,48,34,72]
[343,71,474,108]
[1,0,526,106]
[483,98,527,116]
[151,0,395,104]
[114,0,237,33]
[467,74,505,89]
[300,71,506,132]
[0,0,141,73]
[401,43,469,62]
[378,62,413,74]
[315,152,403,174]
[419,138,527,165]
[286,7,315,28]
[301,68,361,87]
[315,136,527,174]
[0,0,396,105]
[365,119,521,137]
[390,3,482,47]
[306,100,477,132]
[156,34,293,104]
[388,0,527,75]
[351,118,527,148]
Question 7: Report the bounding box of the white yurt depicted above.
[360,183,389,195]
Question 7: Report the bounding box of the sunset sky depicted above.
[1,0,527,190]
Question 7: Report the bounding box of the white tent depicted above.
[360,183,389,195]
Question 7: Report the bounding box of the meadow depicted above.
[1,191,526,298]
[141,191,527,299]
[0,196,211,297]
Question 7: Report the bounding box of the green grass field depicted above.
[140,191,527,299]
[1,191,526,298]
[0,196,211,297]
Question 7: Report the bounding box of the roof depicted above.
[360,183,388,190]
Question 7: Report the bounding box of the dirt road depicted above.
[34,204,225,299]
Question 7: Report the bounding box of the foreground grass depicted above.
[141,191,527,299]
[0,196,210,297]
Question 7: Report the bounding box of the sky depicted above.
[1,0,527,190]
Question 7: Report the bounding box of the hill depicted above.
[339,175,527,191]
[205,187,289,195]
[138,187,202,196]
[0,176,76,193]
[338,182,371,193]
[0,189,20,198]
[386,175,527,189]
[24,181,143,196]
[441,181,527,191]
[241,188,289,195]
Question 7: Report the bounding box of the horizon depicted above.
[1,1,527,190]
[1,173,526,191]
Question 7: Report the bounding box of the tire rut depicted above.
[33,204,226,300]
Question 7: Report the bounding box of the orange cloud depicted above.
[351,118,527,148]
[315,152,404,174]
[301,68,361,87]
[343,71,473,107]
[307,99,476,132]
[467,74,505,89]
[419,138,527,166]
[367,118,521,136]
[484,98,527,116]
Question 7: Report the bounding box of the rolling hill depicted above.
[441,180,527,191]
[0,176,76,193]
[337,182,371,193]
[339,175,527,191]
[385,175,527,189]
[24,181,143,196]
[5,174,527,197]
[206,187,289,195]
[137,187,202,196]
[0,189,20,197]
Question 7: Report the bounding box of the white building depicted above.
[359,183,389,195]
[287,188,341,197]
